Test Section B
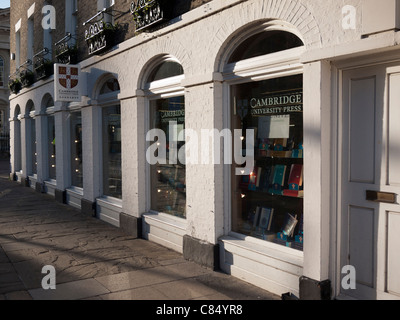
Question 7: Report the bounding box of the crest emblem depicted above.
[58,66,79,89]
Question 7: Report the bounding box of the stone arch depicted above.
[135,34,190,84]
[25,99,35,117]
[14,104,21,118]
[92,72,120,100]
[40,93,54,113]
[137,54,184,89]
[212,0,321,71]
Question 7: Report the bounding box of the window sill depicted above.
[96,195,122,208]
[221,232,303,268]
[66,186,83,196]
[143,211,187,230]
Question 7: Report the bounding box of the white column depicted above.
[82,104,102,202]
[20,116,28,178]
[121,93,146,217]
[302,60,332,282]
[9,117,21,175]
[183,79,224,245]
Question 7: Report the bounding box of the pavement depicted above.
[0,159,280,301]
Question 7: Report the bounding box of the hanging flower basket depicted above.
[20,70,35,88]
[34,59,54,81]
[9,78,22,94]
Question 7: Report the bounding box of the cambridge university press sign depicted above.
[54,63,81,102]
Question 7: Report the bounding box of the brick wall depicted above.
[10,0,214,70]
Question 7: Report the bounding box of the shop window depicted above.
[70,111,82,188]
[27,102,37,176]
[230,31,304,251]
[146,57,186,218]
[48,114,56,180]
[102,105,121,199]
[228,30,303,63]
[149,96,186,218]
[14,106,22,173]
[99,78,120,94]
[148,61,184,82]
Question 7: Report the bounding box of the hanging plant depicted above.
[20,70,35,88]
[9,78,22,94]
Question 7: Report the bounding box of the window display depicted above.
[70,112,82,188]
[231,74,304,251]
[102,105,122,199]
[30,117,37,175]
[150,96,186,218]
[48,115,56,180]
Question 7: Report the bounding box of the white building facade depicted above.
[9,0,400,300]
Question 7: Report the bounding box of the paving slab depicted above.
[0,160,280,301]
[29,278,110,300]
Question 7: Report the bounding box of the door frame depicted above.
[333,53,400,300]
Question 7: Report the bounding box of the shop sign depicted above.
[130,0,164,31]
[248,90,303,116]
[54,63,81,102]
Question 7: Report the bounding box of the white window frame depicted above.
[143,56,185,216]
[222,33,306,259]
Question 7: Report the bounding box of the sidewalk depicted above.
[0,160,280,301]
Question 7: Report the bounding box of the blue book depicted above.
[269,165,286,194]
[259,207,274,231]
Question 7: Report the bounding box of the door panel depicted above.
[340,64,400,300]
[349,77,376,184]
[388,73,400,186]
[348,206,375,288]
[387,211,400,297]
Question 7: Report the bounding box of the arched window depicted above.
[42,95,56,181]
[145,57,186,219]
[226,29,305,252]
[26,100,37,176]
[228,30,303,63]
[14,105,22,174]
[70,111,82,188]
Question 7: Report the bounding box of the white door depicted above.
[340,63,400,300]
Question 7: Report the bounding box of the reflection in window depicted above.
[70,112,82,188]
[148,61,184,82]
[102,105,121,199]
[31,117,37,175]
[150,96,186,218]
[228,31,303,63]
[48,114,56,180]
[99,78,120,95]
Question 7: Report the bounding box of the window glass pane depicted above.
[231,74,304,251]
[48,115,56,180]
[150,96,186,218]
[70,112,83,188]
[31,118,37,175]
[148,61,184,82]
[102,105,122,199]
[228,31,303,63]
[99,78,120,95]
